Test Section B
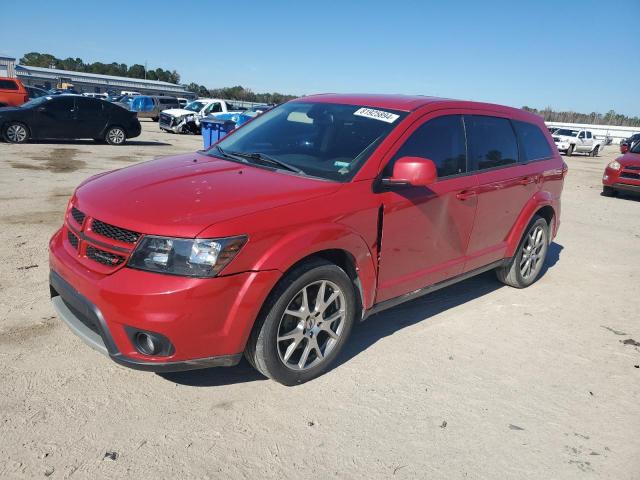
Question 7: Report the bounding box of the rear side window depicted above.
[465,115,518,170]
[76,97,103,115]
[586,131,592,139]
[512,120,552,162]
[387,115,467,177]
[0,80,18,90]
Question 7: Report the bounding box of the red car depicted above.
[49,94,566,384]
[603,141,640,196]
[0,77,29,107]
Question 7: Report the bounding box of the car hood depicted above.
[618,152,640,166]
[161,108,197,117]
[553,135,575,141]
[73,152,341,238]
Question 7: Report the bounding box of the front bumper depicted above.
[603,167,640,192]
[555,142,570,152]
[49,228,281,371]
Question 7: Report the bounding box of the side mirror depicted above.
[382,156,437,187]
[620,143,629,154]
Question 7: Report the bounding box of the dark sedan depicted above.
[0,95,141,145]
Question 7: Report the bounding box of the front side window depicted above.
[214,102,407,181]
[465,115,518,171]
[513,120,552,162]
[555,129,579,137]
[385,115,466,177]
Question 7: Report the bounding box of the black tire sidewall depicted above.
[256,263,356,385]
[512,217,549,287]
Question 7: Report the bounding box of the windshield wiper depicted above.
[207,145,249,163]
[228,151,306,174]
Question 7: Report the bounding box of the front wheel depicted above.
[496,215,549,288]
[245,259,356,385]
[105,126,126,145]
[566,144,574,156]
[4,122,29,143]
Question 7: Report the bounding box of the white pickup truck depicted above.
[159,98,243,134]
[552,128,603,156]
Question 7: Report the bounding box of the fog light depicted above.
[135,332,160,356]
[603,174,609,181]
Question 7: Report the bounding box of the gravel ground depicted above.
[0,121,639,479]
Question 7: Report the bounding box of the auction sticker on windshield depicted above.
[353,107,400,123]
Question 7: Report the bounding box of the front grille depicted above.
[620,171,640,180]
[71,207,85,225]
[67,230,79,249]
[92,219,140,244]
[159,113,173,127]
[626,165,640,171]
[553,137,560,142]
[86,246,125,266]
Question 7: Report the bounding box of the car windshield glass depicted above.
[555,129,579,137]
[212,102,407,181]
[21,96,51,108]
[185,101,206,112]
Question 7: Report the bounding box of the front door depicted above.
[34,96,75,138]
[376,113,478,303]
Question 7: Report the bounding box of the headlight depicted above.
[607,160,621,170]
[128,235,247,277]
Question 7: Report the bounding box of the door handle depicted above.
[456,189,477,201]
[517,176,535,186]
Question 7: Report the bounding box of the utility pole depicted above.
[144,61,147,80]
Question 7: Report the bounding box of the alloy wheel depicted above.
[276,280,346,371]
[520,225,546,280]
[6,124,27,143]
[108,128,125,144]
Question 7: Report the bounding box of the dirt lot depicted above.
[0,120,638,479]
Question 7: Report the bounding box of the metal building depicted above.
[0,54,17,77]
[15,65,194,98]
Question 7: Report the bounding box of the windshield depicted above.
[555,129,579,137]
[212,102,407,181]
[21,96,51,108]
[185,101,206,112]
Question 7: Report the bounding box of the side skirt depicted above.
[362,259,509,320]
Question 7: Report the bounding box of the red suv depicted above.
[602,140,640,197]
[0,77,29,107]
[49,94,566,384]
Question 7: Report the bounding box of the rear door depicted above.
[463,114,540,271]
[34,96,76,138]
[74,97,107,138]
[375,113,478,302]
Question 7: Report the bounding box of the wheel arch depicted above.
[505,193,557,257]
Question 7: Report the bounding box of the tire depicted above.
[245,258,356,385]
[592,145,600,157]
[152,117,159,122]
[496,215,549,288]
[105,126,126,145]
[3,122,29,143]
[602,186,616,197]
[566,144,574,156]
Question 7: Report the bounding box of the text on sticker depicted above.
[353,107,400,123]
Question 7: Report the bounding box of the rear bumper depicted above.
[49,228,281,371]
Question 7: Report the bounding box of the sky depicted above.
[1,0,638,116]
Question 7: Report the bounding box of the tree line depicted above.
[523,106,640,128]
[186,83,297,105]
[19,52,181,84]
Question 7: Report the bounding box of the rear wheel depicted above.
[496,216,549,288]
[245,258,356,385]
[4,122,29,143]
[592,145,600,157]
[152,116,159,122]
[105,126,126,145]
[566,144,574,156]
[602,186,617,197]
